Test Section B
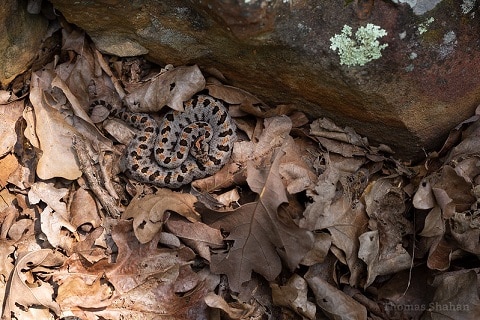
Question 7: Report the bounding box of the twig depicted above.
[72,135,121,218]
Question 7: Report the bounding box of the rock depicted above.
[0,0,48,87]
[48,0,480,161]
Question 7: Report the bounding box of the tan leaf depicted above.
[122,189,199,244]
[28,182,69,217]
[125,65,205,112]
[0,154,19,188]
[0,100,24,157]
[40,207,77,252]
[4,250,64,318]
[165,215,223,262]
[419,206,445,237]
[57,276,113,308]
[70,187,102,229]
[30,71,82,180]
[358,230,412,288]
[271,274,316,319]
[204,292,255,319]
[305,264,367,320]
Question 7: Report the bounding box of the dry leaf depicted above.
[0,154,19,187]
[165,215,223,262]
[57,276,113,308]
[0,100,24,157]
[271,274,316,319]
[122,189,199,244]
[40,207,77,252]
[3,250,65,318]
[424,271,480,319]
[30,71,82,180]
[305,264,367,320]
[210,146,313,291]
[125,65,205,112]
[28,181,69,216]
[358,230,412,288]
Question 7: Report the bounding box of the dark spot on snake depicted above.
[184,116,192,124]
[194,113,200,121]
[132,164,140,171]
[138,135,147,142]
[169,82,176,91]
[217,112,227,126]
[218,129,233,137]
[217,144,230,152]
[212,105,219,114]
[161,137,169,143]
[161,126,171,135]
[203,98,212,107]
[184,127,193,134]
[166,113,175,121]
[164,157,172,164]
[149,171,160,181]
[197,162,206,171]
[164,172,172,184]
[130,115,138,122]
[209,155,222,165]
[141,167,149,173]
[140,116,149,123]
[205,131,211,139]
[180,164,188,173]
[155,148,164,154]
[139,144,148,150]
[177,175,184,183]
[130,150,142,160]
[176,151,184,159]
[145,126,155,133]
[179,139,188,146]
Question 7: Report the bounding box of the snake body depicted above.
[95,95,236,187]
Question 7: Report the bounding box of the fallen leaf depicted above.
[424,270,480,319]
[28,181,69,217]
[305,264,367,320]
[122,189,199,244]
[0,154,19,187]
[125,65,205,112]
[358,230,412,288]
[3,250,65,318]
[0,100,24,157]
[271,274,316,319]
[209,124,314,291]
[30,71,82,180]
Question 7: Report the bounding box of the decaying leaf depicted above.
[209,117,314,291]
[271,274,316,319]
[3,250,65,318]
[305,264,367,320]
[125,65,205,112]
[122,189,199,244]
[0,100,24,157]
[424,271,480,319]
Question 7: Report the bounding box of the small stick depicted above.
[72,135,121,218]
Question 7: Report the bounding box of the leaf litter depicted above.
[0,22,480,320]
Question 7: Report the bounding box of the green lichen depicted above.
[329,24,388,67]
[417,17,434,35]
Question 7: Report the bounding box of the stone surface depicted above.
[0,0,48,87]
[48,0,480,161]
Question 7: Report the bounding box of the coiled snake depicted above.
[93,95,236,188]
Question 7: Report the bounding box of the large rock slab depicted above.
[0,0,48,87]
[48,0,480,160]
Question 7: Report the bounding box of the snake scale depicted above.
[93,95,236,188]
